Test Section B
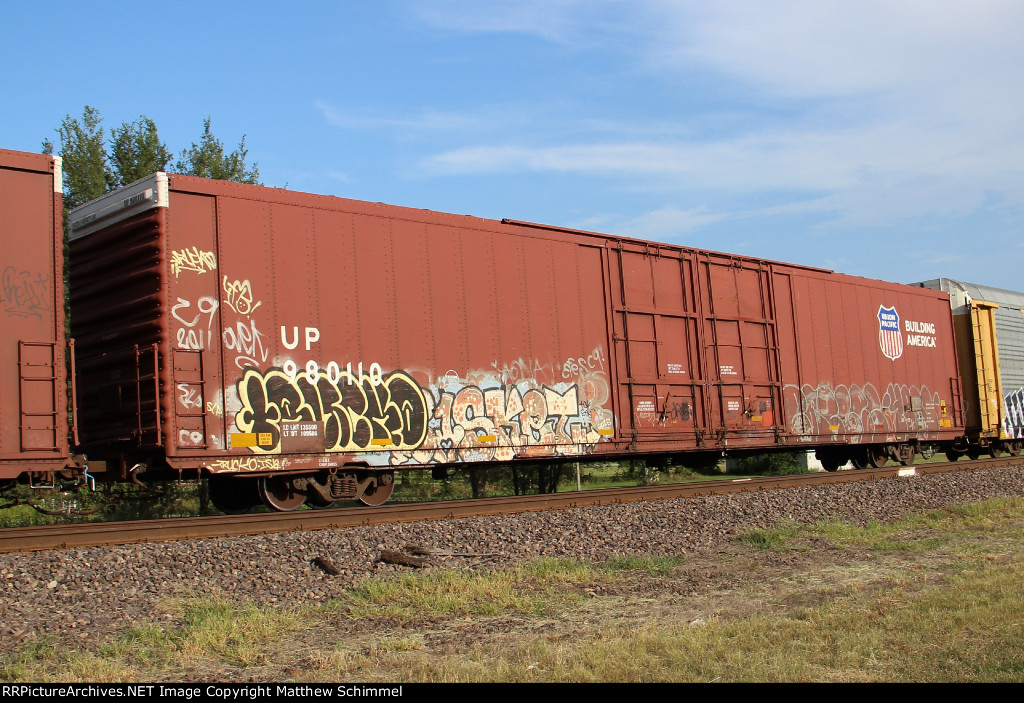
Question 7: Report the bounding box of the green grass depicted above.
[341,557,602,620]
[0,595,301,682]
[740,525,802,550]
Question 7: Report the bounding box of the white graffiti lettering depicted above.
[223,318,270,370]
[561,347,606,379]
[176,383,203,411]
[783,382,942,442]
[172,296,219,350]
[178,429,205,447]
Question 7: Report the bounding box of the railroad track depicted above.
[1,457,1019,554]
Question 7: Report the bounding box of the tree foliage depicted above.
[44,107,261,209]
[109,117,173,188]
[175,118,260,185]
[732,451,808,476]
[42,106,112,210]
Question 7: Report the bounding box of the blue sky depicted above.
[3,1,1023,289]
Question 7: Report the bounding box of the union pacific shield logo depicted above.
[878,305,903,361]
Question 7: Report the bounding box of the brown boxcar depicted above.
[0,149,70,481]
[68,174,964,507]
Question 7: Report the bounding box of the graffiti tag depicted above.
[222,276,262,316]
[1,267,52,319]
[235,367,429,454]
[784,382,941,442]
[209,456,282,472]
[170,248,217,277]
[232,350,615,465]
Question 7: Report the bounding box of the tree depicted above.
[109,117,173,188]
[42,106,112,210]
[45,109,263,206]
[175,118,260,185]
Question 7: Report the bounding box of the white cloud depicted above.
[407,0,631,44]
[422,121,1024,195]
[663,1,1024,100]
[385,1,1024,232]
[618,204,726,239]
[316,100,491,132]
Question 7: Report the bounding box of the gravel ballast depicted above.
[2,465,1022,645]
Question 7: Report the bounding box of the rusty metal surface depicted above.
[67,174,965,479]
[0,459,1015,554]
[0,149,67,478]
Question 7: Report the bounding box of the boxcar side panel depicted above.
[782,270,961,445]
[68,174,969,478]
[0,150,67,478]
[153,184,619,473]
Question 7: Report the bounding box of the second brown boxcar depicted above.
[68,174,964,510]
[0,149,72,484]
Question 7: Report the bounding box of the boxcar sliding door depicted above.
[697,256,784,443]
[609,244,706,446]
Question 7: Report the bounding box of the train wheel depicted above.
[1009,441,1022,457]
[209,475,260,515]
[945,450,960,462]
[989,442,1005,458]
[357,471,395,506]
[968,446,982,460]
[819,457,842,472]
[308,496,339,510]
[258,475,308,511]
[867,446,889,468]
[851,455,869,469]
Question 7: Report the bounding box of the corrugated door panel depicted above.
[969,301,1001,436]
[700,258,781,438]
[612,247,703,439]
[993,307,1024,390]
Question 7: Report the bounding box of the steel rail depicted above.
[1,457,1020,554]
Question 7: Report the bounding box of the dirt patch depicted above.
[131,533,974,682]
